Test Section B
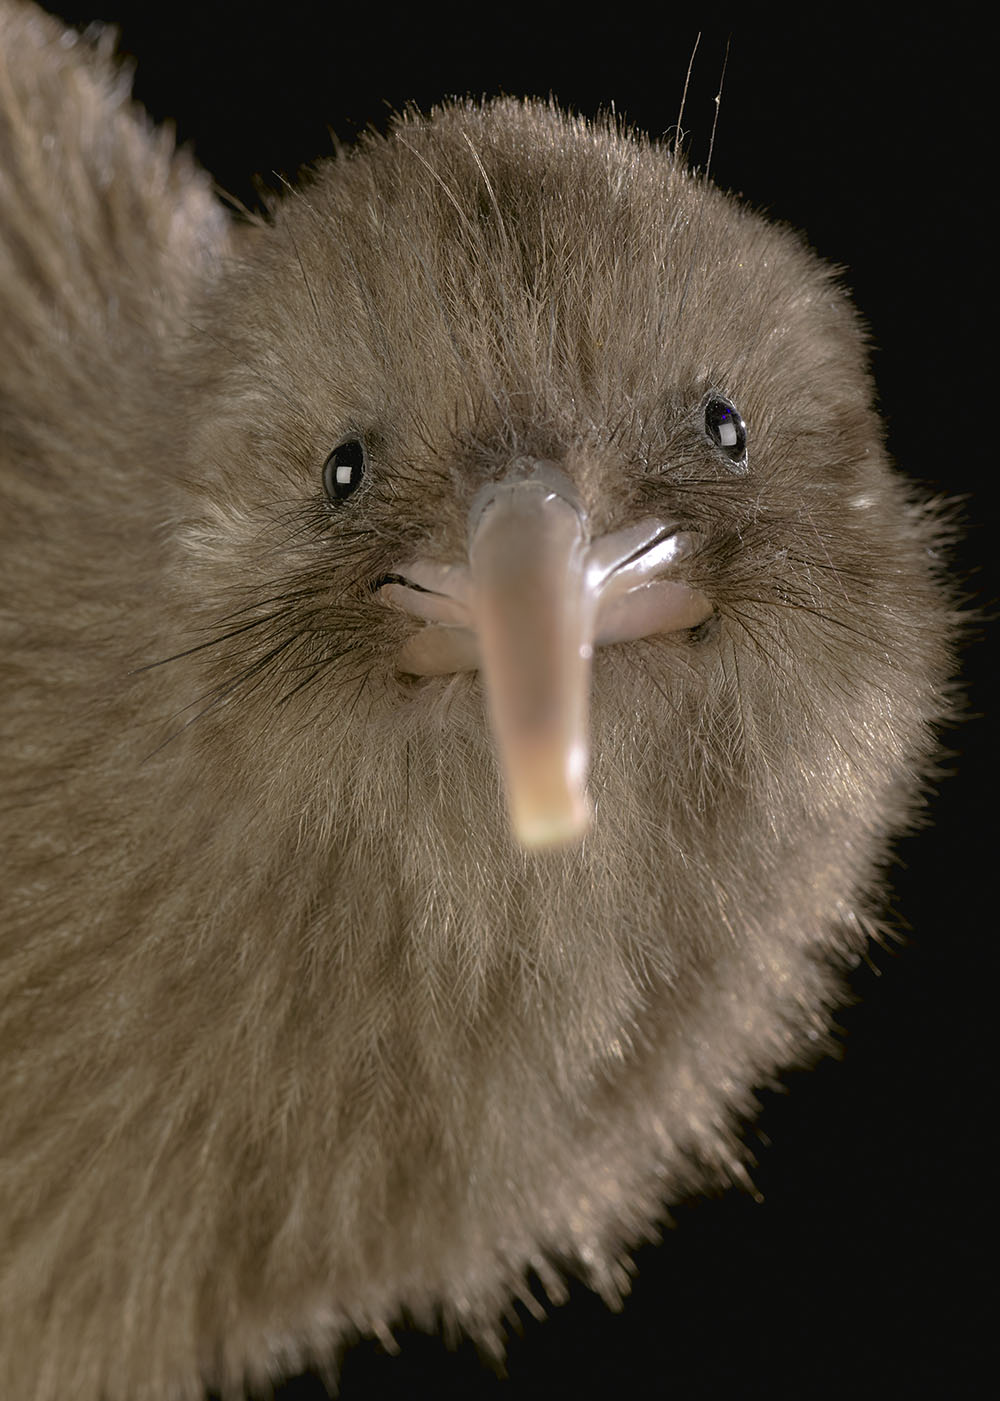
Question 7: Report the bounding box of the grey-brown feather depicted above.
[0,4,957,1399]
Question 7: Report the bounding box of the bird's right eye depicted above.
[703,396,748,472]
[322,438,367,502]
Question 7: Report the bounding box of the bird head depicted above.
[165,99,949,895]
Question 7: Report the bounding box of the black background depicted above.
[40,5,991,1398]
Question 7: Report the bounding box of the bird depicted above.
[0,3,957,1399]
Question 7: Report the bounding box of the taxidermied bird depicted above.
[0,3,956,1399]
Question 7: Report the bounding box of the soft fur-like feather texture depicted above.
[0,4,956,1398]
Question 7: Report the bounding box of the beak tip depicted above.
[511,801,592,851]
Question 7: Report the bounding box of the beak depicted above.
[377,461,712,849]
[467,466,594,847]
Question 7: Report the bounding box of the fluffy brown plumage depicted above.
[0,4,957,1399]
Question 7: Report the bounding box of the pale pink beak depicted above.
[377,462,712,848]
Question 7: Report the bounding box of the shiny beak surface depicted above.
[377,464,713,848]
[468,471,594,847]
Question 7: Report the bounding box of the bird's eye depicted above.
[322,438,367,502]
[703,396,748,471]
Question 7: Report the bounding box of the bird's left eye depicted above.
[703,396,748,471]
[322,438,367,502]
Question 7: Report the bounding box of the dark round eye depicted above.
[703,396,748,470]
[322,438,366,502]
